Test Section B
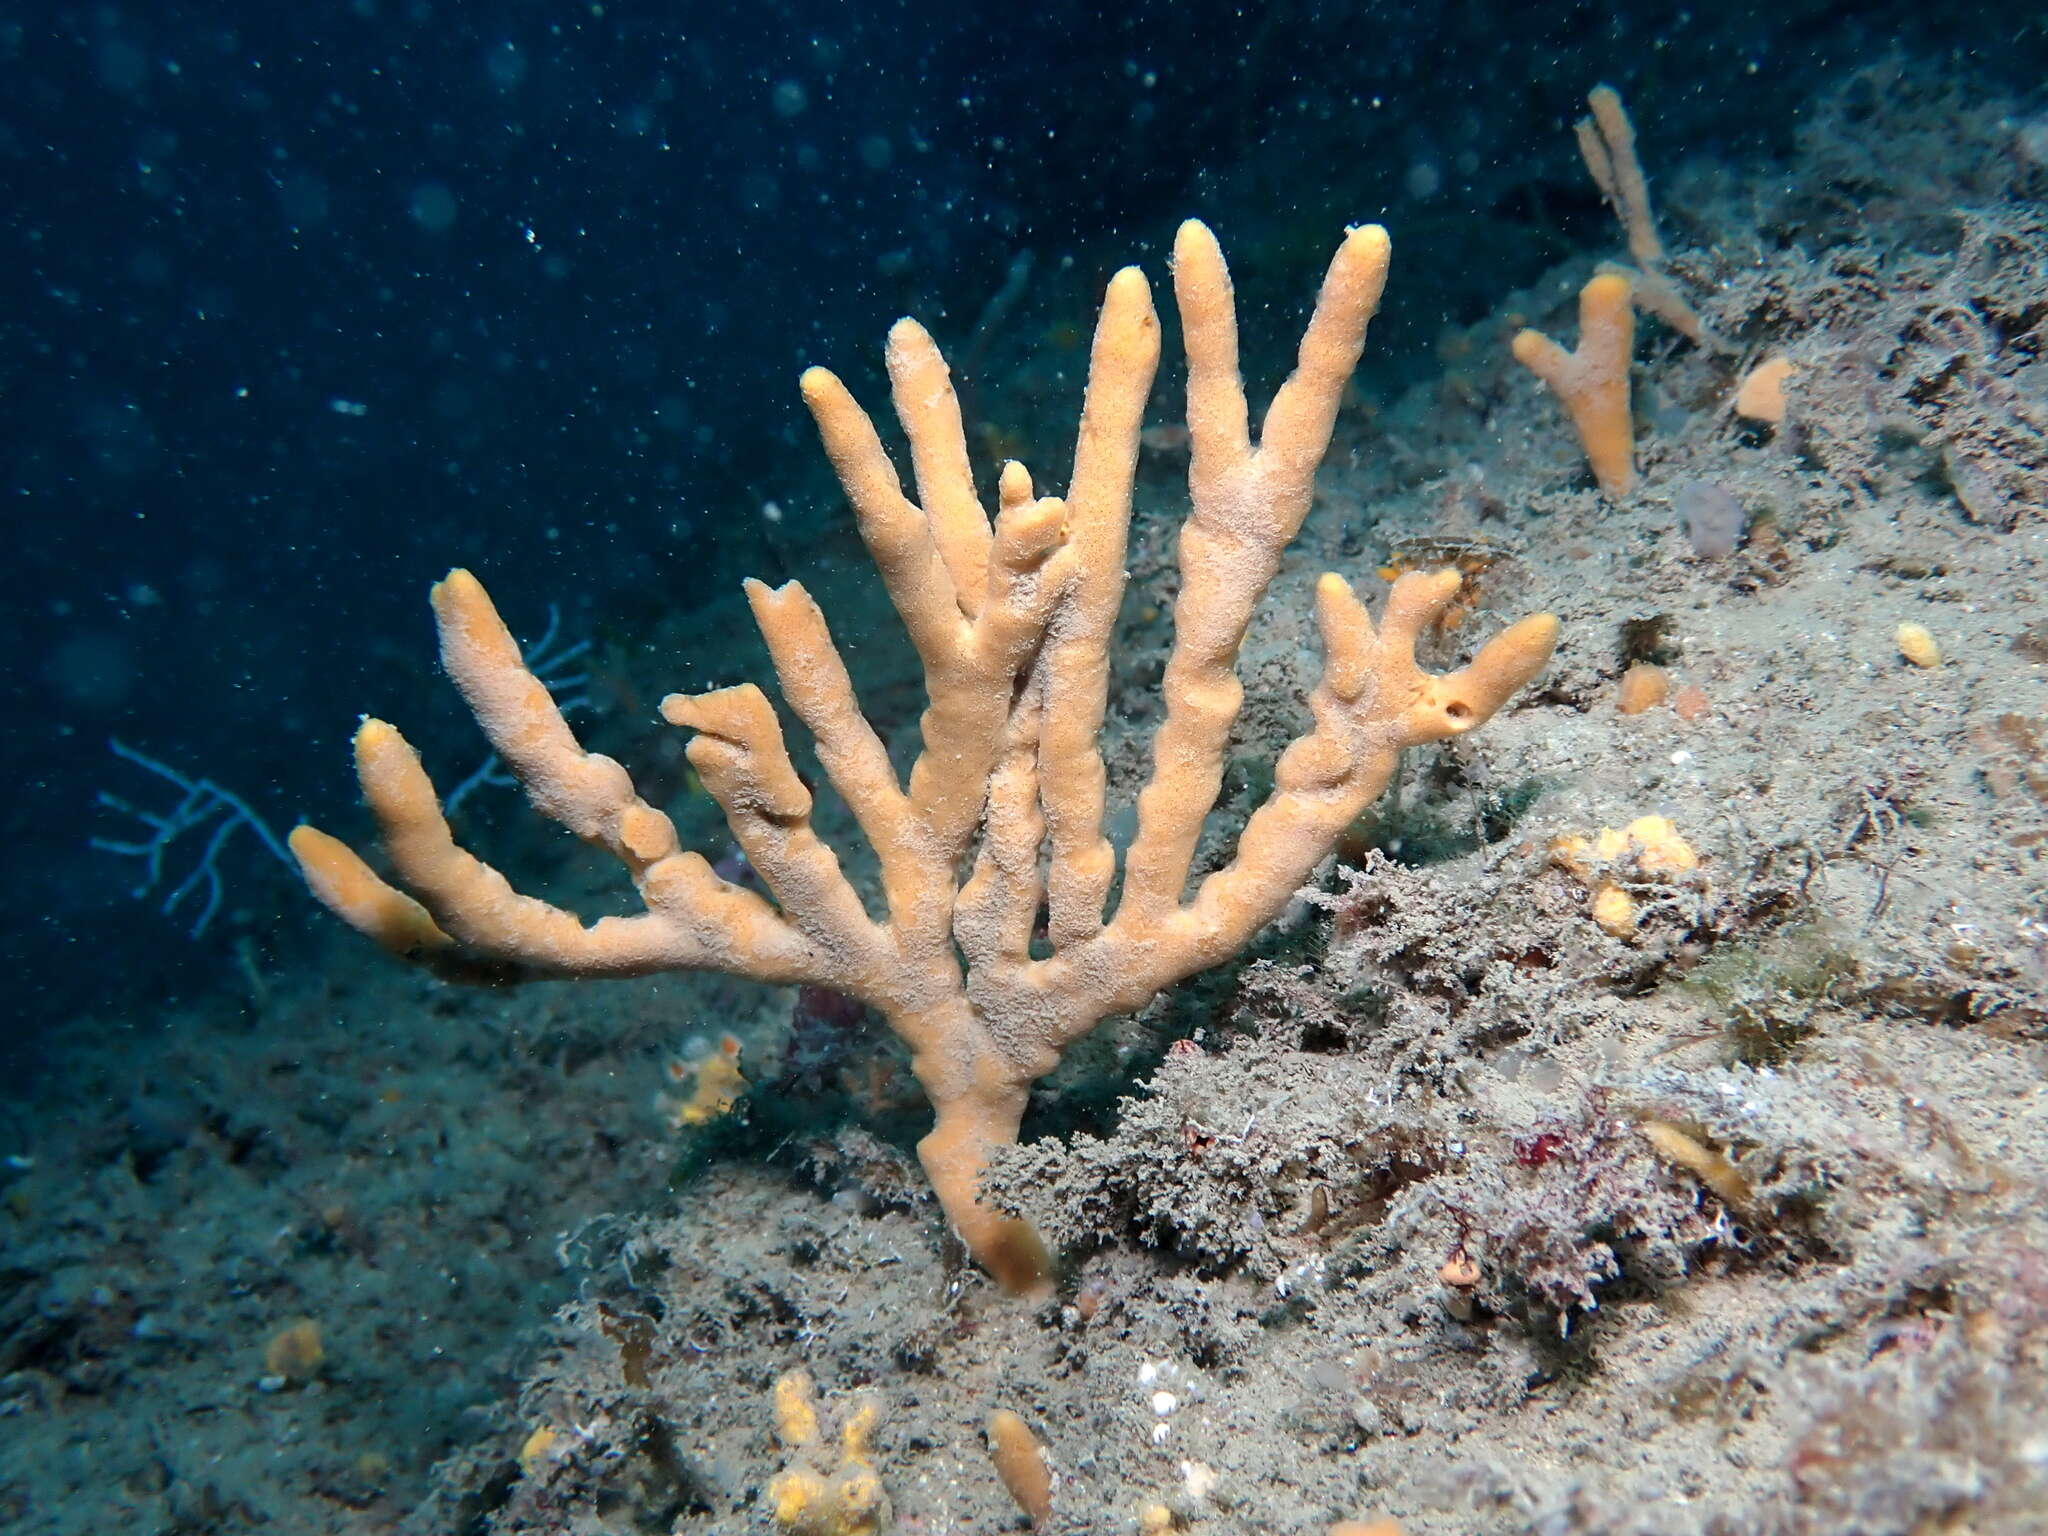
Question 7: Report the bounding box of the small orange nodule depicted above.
[1439,1251,1481,1288]
[264,1317,324,1381]
[987,1410,1053,1529]
[519,1426,563,1475]
[1590,883,1639,938]
[1616,662,1669,716]
[1733,356,1794,425]
[1896,622,1942,669]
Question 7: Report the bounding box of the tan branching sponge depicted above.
[1577,84,1664,270]
[1575,84,1709,347]
[292,221,1559,1294]
[1513,271,1637,497]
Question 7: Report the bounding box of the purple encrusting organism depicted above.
[1677,479,1747,558]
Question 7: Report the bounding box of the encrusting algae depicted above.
[1551,815,1699,939]
[657,1032,747,1129]
[766,1369,889,1536]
